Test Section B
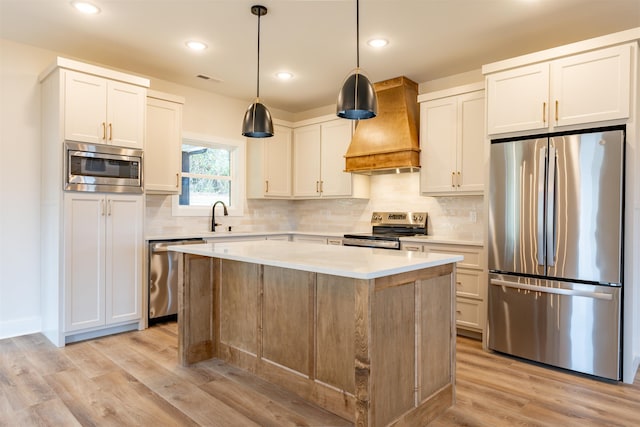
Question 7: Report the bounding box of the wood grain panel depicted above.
[316,274,356,394]
[220,259,260,355]
[372,282,415,427]
[178,254,214,365]
[354,279,374,427]
[420,274,454,399]
[262,266,314,375]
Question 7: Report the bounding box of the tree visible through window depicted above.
[179,144,231,207]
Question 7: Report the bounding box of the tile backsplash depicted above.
[145,172,484,241]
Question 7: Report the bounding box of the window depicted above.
[172,132,245,217]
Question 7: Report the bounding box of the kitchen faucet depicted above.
[211,201,228,232]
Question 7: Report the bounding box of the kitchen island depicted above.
[170,240,462,426]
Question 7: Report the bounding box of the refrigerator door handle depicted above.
[490,279,613,301]
[547,147,557,267]
[537,147,546,266]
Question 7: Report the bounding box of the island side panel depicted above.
[316,274,356,394]
[219,260,260,358]
[354,278,374,427]
[262,265,314,376]
[372,282,416,427]
[390,263,455,427]
[178,253,215,366]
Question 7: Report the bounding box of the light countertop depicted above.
[147,231,482,246]
[168,240,463,280]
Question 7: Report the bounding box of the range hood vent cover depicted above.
[344,76,420,174]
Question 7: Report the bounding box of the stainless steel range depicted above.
[343,211,427,250]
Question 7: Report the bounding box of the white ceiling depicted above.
[1,0,639,112]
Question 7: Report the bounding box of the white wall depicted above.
[0,40,56,338]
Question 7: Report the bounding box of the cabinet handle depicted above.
[107,200,112,216]
[102,122,106,140]
[555,100,559,122]
[316,181,319,193]
[451,172,456,188]
[457,171,461,187]
[176,173,180,188]
[542,102,547,123]
[101,199,105,216]
[265,180,269,193]
[320,180,323,193]
[108,123,113,141]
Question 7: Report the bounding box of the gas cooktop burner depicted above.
[343,211,428,249]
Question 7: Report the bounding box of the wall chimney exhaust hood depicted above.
[344,76,420,174]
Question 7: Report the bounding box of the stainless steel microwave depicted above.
[65,142,143,193]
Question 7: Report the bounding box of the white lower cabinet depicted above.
[64,193,143,333]
[401,241,486,336]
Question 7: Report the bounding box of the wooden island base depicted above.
[178,253,456,426]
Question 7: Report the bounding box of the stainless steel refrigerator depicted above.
[488,126,624,380]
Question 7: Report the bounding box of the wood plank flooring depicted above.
[1,322,639,426]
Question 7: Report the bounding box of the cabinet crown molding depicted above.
[482,27,640,75]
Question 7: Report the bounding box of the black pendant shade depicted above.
[336,0,378,120]
[242,101,274,138]
[336,70,377,119]
[242,5,274,138]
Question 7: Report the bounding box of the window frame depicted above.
[171,131,245,217]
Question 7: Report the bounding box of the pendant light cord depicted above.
[356,0,360,69]
[257,10,261,99]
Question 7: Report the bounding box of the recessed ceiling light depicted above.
[276,72,293,80]
[368,38,388,48]
[186,41,208,51]
[71,1,101,15]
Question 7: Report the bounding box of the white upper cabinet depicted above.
[293,124,321,197]
[487,63,549,134]
[293,118,368,199]
[420,86,485,195]
[551,45,631,127]
[247,124,293,198]
[145,92,184,194]
[487,43,632,135]
[64,69,146,149]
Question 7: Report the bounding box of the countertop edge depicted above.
[168,241,464,280]
[146,231,483,246]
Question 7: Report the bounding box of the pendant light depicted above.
[242,5,274,138]
[336,0,378,120]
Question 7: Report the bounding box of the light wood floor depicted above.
[1,322,639,426]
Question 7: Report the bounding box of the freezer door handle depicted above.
[537,147,546,266]
[490,279,613,301]
[547,147,557,267]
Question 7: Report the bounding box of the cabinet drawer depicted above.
[455,269,481,298]
[427,246,482,269]
[455,298,482,329]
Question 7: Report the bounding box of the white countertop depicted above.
[168,240,463,280]
[146,231,482,246]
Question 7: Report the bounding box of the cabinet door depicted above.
[551,44,631,127]
[145,97,182,193]
[320,119,353,197]
[64,70,108,144]
[420,97,457,194]
[105,195,143,324]
[293,124,321,197]
[107,81,146,149]
[64,193,106,332]
[264,125,292,197]
[457,91,485,192]
[486,63,549,135]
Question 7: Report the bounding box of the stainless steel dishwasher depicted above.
[148,239,205,323]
